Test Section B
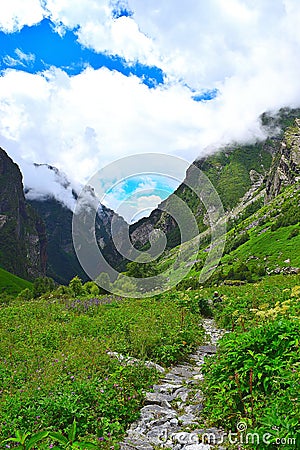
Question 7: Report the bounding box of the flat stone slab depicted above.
[197,345,217,354]
[145,392,173,405]
[152,383,183,394]
[169,367,195,378]
[179,413,198,426]
[140,404,177,422]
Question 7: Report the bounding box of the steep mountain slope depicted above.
[0,266,32,296]
[129,108,300,251]
[146,119,300,289]
[29,197,128,285]
[0,148,46,280]
[266,118,300,200]
[28,166,128,284]
[28,197,87,284]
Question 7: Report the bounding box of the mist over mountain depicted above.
[129,108,300,250]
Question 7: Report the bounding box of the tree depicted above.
[69,276,83,297]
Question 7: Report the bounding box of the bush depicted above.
[33,277,55,298]
[69,276,83,297]
[83,281,100,296]
[17,287,33,301]
[197,297,213,317]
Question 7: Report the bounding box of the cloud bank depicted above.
[0,0,300,211]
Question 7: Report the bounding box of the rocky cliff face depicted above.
[0,148,46,279]
[28,167,128,284]
[29,197,128,284]
[266,119,300,201]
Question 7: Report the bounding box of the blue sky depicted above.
[0,1,299,218]
[0,14,218,95]
[102,174,179,223]
[0,18,165,88]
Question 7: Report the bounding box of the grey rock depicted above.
[145,392,173,405]
[144,361,166,373]
[163,373,186,383]
[120,439,154,450]
[152,383,183,394]
[170,418,179,426]
[185,404,203,415]
[179,413,198,426]
[107,352,165,373]
[173,387,190,402]
[197,345,217,354]
[193,373,204,381]
[140,404,177,423]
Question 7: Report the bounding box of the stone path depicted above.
[119,319,227,450]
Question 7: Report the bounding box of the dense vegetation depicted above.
[201,275,300,449]
[0,284,203,448]
[1,273,299,449]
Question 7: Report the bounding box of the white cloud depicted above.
[1,1,300,213]
[15,48,35,64]
[3,49,35,68]
[24,163,78,210]
[0,0,44,32]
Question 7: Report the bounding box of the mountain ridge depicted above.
[0,147,47,280]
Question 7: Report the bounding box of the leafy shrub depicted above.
[33,277,55,298]
[202,318,300,448]
[69,276,83,297]
[17,288,33,301]
[197,297,213,317]
[83,281,99,296]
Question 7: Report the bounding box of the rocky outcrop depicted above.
[0,148,46,279]
[266,119,300,201]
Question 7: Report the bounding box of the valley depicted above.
[0,111,299,449]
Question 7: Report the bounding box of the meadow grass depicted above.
[0,292,204,448]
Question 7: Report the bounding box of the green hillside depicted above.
[0,266,32,296]
[152,181,300,290]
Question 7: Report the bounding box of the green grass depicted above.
[0,266,32,297]
[0,291,204,448]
